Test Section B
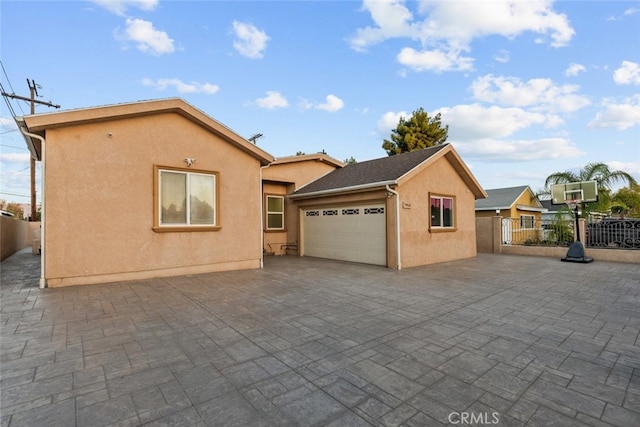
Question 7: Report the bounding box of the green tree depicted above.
[0,199,24,219]
[343,156,357,165]
[611,184,640,217]
[544,162,638,216]
[382,108,448,156]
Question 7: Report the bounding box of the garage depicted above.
[302,204,386,265]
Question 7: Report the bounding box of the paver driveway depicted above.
[1,249,640,426]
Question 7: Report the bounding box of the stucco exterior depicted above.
[475,186,546,245]
[476,186,544,221]
[397,154,480,268]
[22,99,273,287]
[262,154,343,255]
[291,145,486,269]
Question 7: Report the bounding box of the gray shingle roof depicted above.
[293,144,449,196]
[475,185,529,210]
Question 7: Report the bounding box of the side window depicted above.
[266,195,284,230]
[520,215,535,229]
[430,195,455,229]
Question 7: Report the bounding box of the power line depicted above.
[0,144,28,150]
[0,74,60,221]
[0,61,23,117]
[0,191,31,198]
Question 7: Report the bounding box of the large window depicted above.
[154,166,218,231]
[430,195,454,229]
[265,195,284,230]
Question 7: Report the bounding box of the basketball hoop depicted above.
[565,199,580,211]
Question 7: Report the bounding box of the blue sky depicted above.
[1,0,639,205]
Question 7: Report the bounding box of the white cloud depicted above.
[255,91,288,109]
[350,0,574,73]
[316,95,345,113]
[613,61,640,85]
[493,49,510,63]
[565,63,586,77]
[624,7,640,16]
[0,153,30,164]
[397,47,473,73]
[0,116,17,130]
[588,95,640,130]
[376,110,408,135]
[232,21,269,59]
[606,161,640,176]
[142,78,219,94]
[436,104,559,140]
[452,138,584,162]
[300,95,345,112]
[350,0,418,52]
[91,0,158,16]
[120,18,174,55]
[470,74,590,113]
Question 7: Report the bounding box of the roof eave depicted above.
[290,180,397,200]
[15,117,41,160]
[475,206,512,211]
[22,98,275,166]
[516,204,548,213]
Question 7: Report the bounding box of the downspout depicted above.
[259,163,271,268]
[386,185,401,270]
[20,128,46,288]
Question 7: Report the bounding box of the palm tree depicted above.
[544,162,637,215]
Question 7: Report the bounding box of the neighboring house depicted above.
[289,144,487,269]
[18,98,274,287]
[261,153,344,255]
[475,185,547,244]
[18,98,487,287]
[540,199,572,221]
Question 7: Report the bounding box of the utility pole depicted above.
[1,79,60,221]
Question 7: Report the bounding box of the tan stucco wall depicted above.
[263,182,292,255]
[398,158,478,268]
[1,218,39,261]
[263,159,337,189]
[43,112,262,286]
[292,157,480,269]
[262,159,339,255]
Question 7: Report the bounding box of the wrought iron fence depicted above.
[586,218,640,249]
[502,218,574,247]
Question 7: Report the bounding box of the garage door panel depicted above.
[303,204,386,266]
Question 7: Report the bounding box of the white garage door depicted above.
[302,204,386,265]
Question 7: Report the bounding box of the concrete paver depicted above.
[1,248,640,426]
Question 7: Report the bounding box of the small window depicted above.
[266,195,284,230]
[520,215,535,229]
[430,195,454,229]
[154,166,218,232]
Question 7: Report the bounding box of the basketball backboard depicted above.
[551,180,598,205]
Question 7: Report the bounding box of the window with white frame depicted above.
[266,195,284,230]
[520,215,535,229]
[155,166,217,230]
[430,195,454,228]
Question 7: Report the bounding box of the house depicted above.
[539,199,572,221]
[475,185,547,244]
[18,98,274,287]
[261,153,344,255]
[289,144,487,268]
[18,97,487,287]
